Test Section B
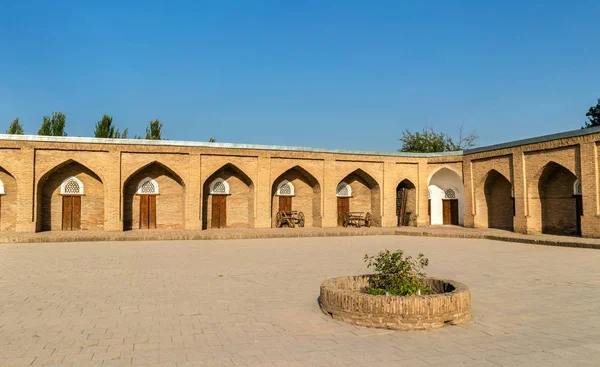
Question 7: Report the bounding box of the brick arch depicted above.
[271,165,322,227]
[122,161,186,231]
[528,161,578,235]
[338,169,381,226]
[396,179,416,227]
[0,166,17,231]
[202,163,255,229]
[36,160,104,232]
[476,169,513,231]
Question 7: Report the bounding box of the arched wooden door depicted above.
[139,195,157,229]
[211,195,227,228]
[62,196,81,231]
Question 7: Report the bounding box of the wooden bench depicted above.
[343,212,372,228]
[276,211,305,228]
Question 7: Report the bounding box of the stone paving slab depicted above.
[0,226,598,250]
[1,236,599,366]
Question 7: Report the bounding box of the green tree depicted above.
[38,112,67,136]
[398,126,477,153]
[583,98,600,128]
[145,119,163,140]
[93,115,129,139]
[209,137,216,142]
[6,117,24,135]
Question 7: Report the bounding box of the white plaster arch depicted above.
[137,177,159,195]
[0,178,5,195]
[209,178,230,195]
[573,179,582,195]
[60,176,84,195]
[428,168,464,225]
[336,182,352,197]
[276,180,294,196]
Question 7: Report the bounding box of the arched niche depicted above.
[271,166,321,227]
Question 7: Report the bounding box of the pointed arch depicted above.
[337,169,381,226]
[428,167,464,225]
[476,169,513,231]
[396,179,416,227]
[36,160,104,232]
[528,161,578,235]
[123,161,186,231]
[202,163,255,229]
[271,165,321,227]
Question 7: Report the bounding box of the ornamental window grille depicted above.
[209,178,229,195]
[444,188,456,199]
[137,177,159,195]
[276,180,294,196]
[60,177,84,195]
[336,182,351,197]
[574,180,582,195]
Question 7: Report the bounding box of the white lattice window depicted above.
[209,178,229,195]
[137,177,159,195]
[444,188,456,199]
[60,177,84,195]
[336,182,351,197]
[574,179,582,195]
[276,180,294,196]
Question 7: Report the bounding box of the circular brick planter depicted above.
[319,275,471,330]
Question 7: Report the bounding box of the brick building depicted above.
[0,126,598,237]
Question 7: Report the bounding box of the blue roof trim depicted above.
[464,126,600,155]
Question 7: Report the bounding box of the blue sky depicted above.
[1,1,598,151]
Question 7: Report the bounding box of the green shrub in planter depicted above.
[363,249,431,296]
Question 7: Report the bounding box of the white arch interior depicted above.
[0,178,4,195]
[137,177,159,195]
[428,168,464,225]
[209,178,230,195]
[573,179,582,195]
[60,176,84,195]
[336,182,352,197]
[276,180,294,196]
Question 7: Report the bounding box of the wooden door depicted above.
[211,195,227,229]
[428,199,431,225]
[450,199,459,225]
[279,196,292,212]
[62,196,81,231]
[337,197,349,226]
[139,195,157,229]
[575,195,583,236]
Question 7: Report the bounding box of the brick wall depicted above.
[0,169,17,231]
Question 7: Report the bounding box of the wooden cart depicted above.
[343,212,372,228]
[276,211,305,228]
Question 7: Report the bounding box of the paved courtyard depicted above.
[1,236,599,367]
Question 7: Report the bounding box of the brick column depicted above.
[322,158,338,228]
[416,161,429,227]
[17,148,36,232]
[104,151,122,231]
[186,154,202,230]
[462,159,475,228]
[512,151,528,234]
[254,156,272,228]
[580,142,600,237]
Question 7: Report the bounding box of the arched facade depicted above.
[202,164,254,229]
[37,161,104,231]
[337,169,381,227]
[478,170,513,230]
[428,167,464,225]
[396,179,416,227]
[529,162,579,235]
[271,166,321,227]
[123,162,185,230]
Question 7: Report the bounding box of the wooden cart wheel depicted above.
[276,212,283,228]
[343,212,349,227]
[298,212,305,228]
[365,212,372,228]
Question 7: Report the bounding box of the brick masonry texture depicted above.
[319,275,471,330]
[0,127,598,237]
